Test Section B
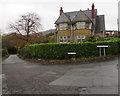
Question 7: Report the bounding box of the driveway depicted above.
[2,55,118,94]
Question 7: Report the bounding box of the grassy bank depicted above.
[24,55,118,65]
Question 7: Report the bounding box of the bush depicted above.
[18,38,120,59]
[2,49,9,57]
[96,37,105,41]
[85,36,96,42]
[18,47,32,58]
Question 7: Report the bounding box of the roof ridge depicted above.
[64,9,97,14]
[65,11,78,13]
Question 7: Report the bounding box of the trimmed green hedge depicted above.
[2,49,9,57]
[22,38,119,59]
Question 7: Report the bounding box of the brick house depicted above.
[55,3,105,43]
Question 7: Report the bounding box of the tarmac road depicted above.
[2,55,119,94]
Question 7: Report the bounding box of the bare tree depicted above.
[10,13,42,43]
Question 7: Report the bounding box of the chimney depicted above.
[60,7,63,16]
[92,3,95,19]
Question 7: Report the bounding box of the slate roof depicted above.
[55,9,97,24]
[55,9,105,33]
[72,10,91,22]
[55,13,71,24]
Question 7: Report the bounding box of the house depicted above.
[54,3,105,43]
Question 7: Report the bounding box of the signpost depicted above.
[97,45,108,56]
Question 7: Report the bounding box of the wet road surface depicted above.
[2,55,118,94]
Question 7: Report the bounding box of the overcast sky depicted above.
[0,0,120,34]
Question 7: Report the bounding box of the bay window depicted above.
[77,35,86,42]
[59,23,67,30]
[76,22,85,29]
[59,36,67,43]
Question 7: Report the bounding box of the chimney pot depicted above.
[60,7,63,16]
[92,3,95,19]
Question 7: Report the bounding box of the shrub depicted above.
[2,49,9,57]
[18,47,32,58]
[96,37,105,41]
[18,38,120,59]
[85,36,96,42]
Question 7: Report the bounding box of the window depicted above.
[68,36,70,42]
[81,35,86,39]
[56,25,59,30]
[77,35,81,39]
[77,22,81,29]
[60,36,63,42]
[85,22,92,29]
[68,24,71,30]
[86,22,89,29]
[89,23,92,29]
[63,36,67,42]
[77,35,86,42]
[60,23,67,30]
[59,36,67,43]
[77,22,85,29]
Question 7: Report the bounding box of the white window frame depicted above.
[81,35,86,39]
[63,36,67,43]
[68,24,71,30]
[68,36,70,42]
[77,35,86,42]
[89,23,92,29]
[59,23,67,30]
[56,25,59,30]
[77,35,81,39]
[77,22,85,29]
[59,36,67,43]
[60,36,63,43]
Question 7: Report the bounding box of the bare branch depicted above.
[9,12,42,43]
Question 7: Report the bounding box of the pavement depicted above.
[2,55,119,94]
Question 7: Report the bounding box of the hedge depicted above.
[2,49,9,57]
[18,47,32,58]
[18,38,119,59]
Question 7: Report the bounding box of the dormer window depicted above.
[59,23,67,30]
[76,22,85,29]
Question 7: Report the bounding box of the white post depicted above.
[99,47,101,56]
[104,47,106,56]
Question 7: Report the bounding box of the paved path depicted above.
[2,55,119,94]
